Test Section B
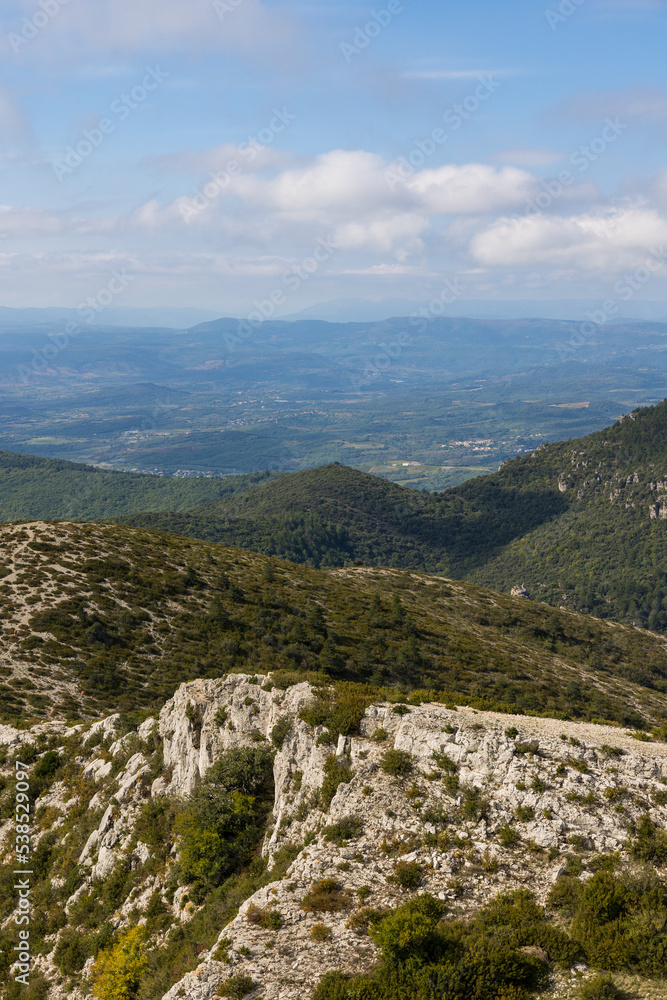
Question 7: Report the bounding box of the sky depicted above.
[1,0,667,317]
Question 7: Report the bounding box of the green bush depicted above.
[321,754,354,810]
[312,971,350,1000]
[432,750,458,774]
[33,750,61,780]
[498,823,521,848]
[392,859,422,889]
[54,927,93,975]
[577,975,625,1000]
[300,684,373,738]
[175,746,274,899]
[380,749,413,777]
[461,785,489,822]
[323,816,363,845]
[560,870,667,976]
[217,973,255,998]
[271,716,291,749]
[302,878,351,913]
[91,926,147,1000]
[547,877,583,918]
[628,814,667,863]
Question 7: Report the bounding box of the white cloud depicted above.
[471,205,667,271]
[4,147,667,305]
[3,0,299,62]
[407,164,538,215]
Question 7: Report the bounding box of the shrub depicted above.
[91,926,147,1000]
[310,923,332,941]
[323,816,363,845]
[300,684,373,738]
[498,823,520,848]
[372,727,387,741]
[569,871,633,970]
[312,971,350,1000]
[515,805,534,823]
[628,814,667,863]
[392,860,422,889]
[600,744,625,758]
[461,785,489,822]
[392,704,410,716]
[370,894,446,964]
[246,904,282,929]
[380,749,413,777]
[33,750,61,780]
[547,877,583,918]
[577,976,625,1000]
[271,716,291,749]
[175,746,274,898]
[302,878,351,913]
[217,974,255,998]
[432,750,458,773]
[321,754,355,810]
[357,885,371,904]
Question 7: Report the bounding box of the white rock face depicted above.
[12,673,667,1000]
[152,676,667,1000]
[159,676,315,799]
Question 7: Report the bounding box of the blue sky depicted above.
[0,0,666,315]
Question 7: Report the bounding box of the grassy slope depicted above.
[2,520,667,729]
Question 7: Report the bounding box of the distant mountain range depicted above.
[283,296,667,323]
[0,305,219,329]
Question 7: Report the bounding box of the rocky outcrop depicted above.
[151,676,667,1000]
[4,673,667,1000]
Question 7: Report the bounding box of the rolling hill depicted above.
[123,400,667,632]
[0,449,283,522]
[3,399,667,635]
[1,519,667,730]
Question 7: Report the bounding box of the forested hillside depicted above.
[0,450,282,521]
[125,401,667,632]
